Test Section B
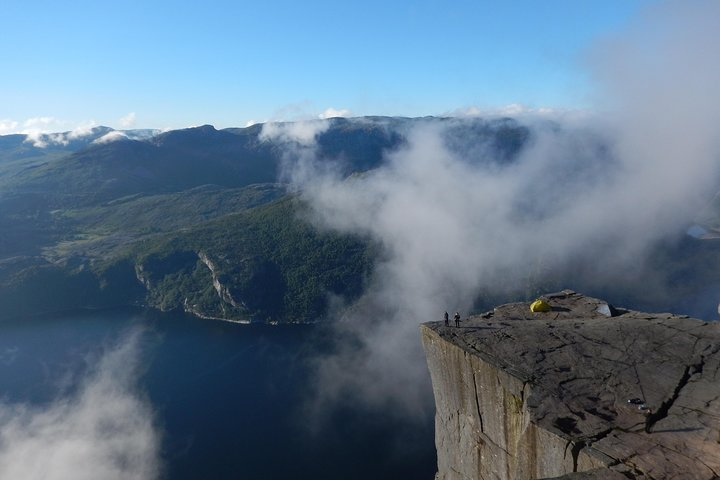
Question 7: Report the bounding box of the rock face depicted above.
[421,290,720,479]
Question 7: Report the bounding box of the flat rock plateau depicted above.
[421,290,720,479]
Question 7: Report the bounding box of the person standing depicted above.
[444,311,449,326]
[454,312,460,327]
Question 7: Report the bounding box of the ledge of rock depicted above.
[421,290,720,479]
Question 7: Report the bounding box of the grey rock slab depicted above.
[423,290,720,479]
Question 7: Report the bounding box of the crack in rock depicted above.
[645,358,705,433]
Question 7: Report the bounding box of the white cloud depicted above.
[21,117,62,146]
[0,119,19,134]
[119,112,136,128]
[318,107,351,119]
[0,329,161,480]
[93,131,129,144]
[18,118,99,148]
[23,117,57,129]
[260,120,330,147]
[21,131,53,148]
[67,121,97,139]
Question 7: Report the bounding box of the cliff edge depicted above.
[421,290,720,479]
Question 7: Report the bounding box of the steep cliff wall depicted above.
[421,325,609,479]
[422,291,720,480]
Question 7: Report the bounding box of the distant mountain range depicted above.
[1,116,718,322]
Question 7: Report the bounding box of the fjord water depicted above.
[0,309,436,479]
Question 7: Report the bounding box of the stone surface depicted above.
[421,290,720,480]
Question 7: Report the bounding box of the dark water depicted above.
[0,309,436,479]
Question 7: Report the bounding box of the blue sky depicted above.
[1,0,654,132]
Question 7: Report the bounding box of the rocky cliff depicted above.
[421,290,720,479]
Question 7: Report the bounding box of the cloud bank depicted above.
[19,119,100,148]
[276,0,720,417]
[0,329,161,480]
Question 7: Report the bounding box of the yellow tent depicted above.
[530,299,551,312]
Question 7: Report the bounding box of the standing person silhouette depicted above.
[444,311,449,326]
[454,312,460,327]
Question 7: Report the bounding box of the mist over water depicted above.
[263,0,720,417]
[0,328,161,480]
[0,311,437,480]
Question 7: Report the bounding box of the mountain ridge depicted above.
[2,116,719,323]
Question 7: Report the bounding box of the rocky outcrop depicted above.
[197,251,244,309]
[421,290,720,479]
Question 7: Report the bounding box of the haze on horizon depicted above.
[1,0,653,133]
